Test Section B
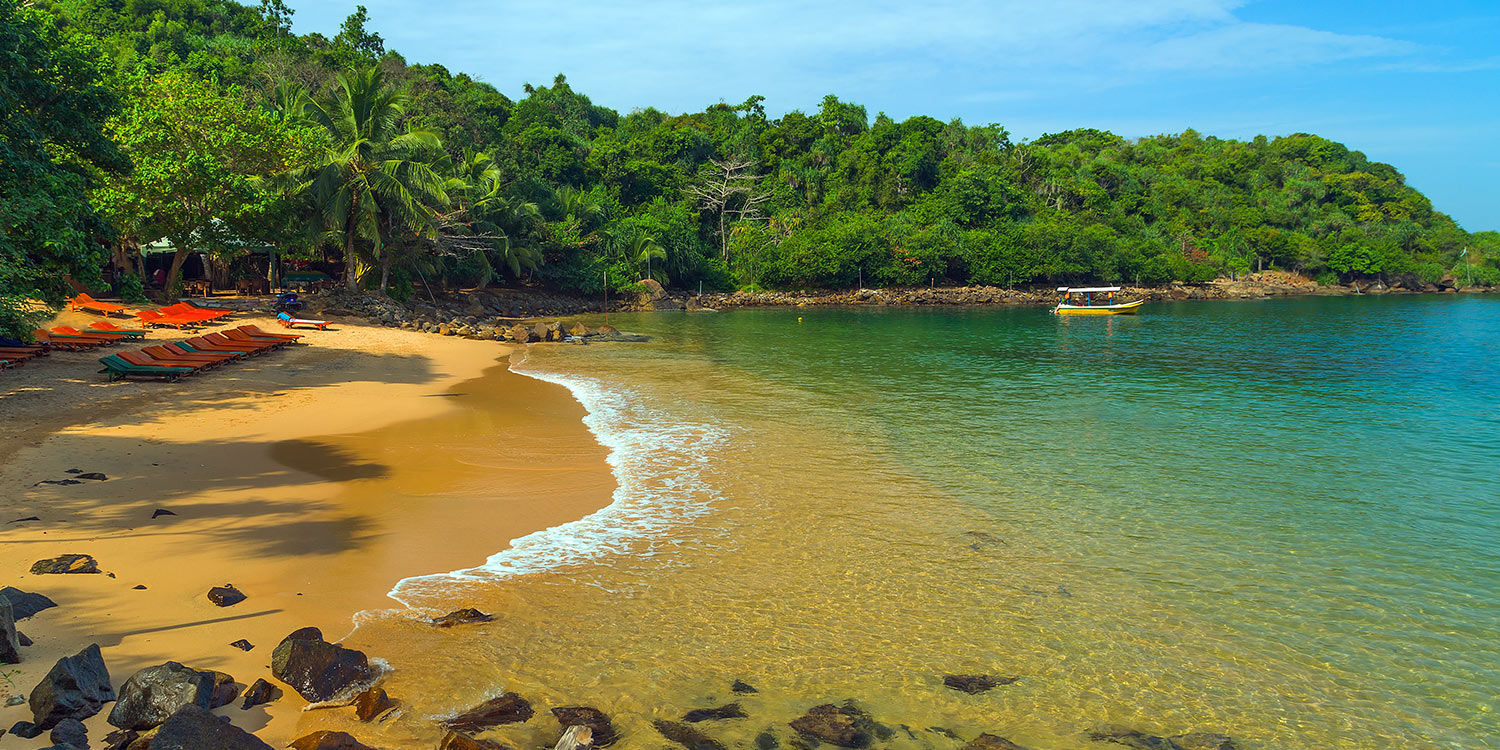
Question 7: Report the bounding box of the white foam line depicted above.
[386,347,727,608]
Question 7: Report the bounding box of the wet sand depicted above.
[0,311,613,744]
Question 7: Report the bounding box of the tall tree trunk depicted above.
[720,212,728,262]
[165,247,191,297]
[378,246,391,292]
[344,222,358,292]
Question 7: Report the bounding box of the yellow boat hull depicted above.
[1054,300,1143,315]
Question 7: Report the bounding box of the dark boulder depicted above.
[0,587,57,619]
[230,639,254,651]
[432,608,494,628]
[552,705,617,747]
[942,674,1018,694]
[269,627,373,703]
[17,630,32,647]
[10,720,42,738]
[444,692,533,733]
[788,703,888,748]
[150,705,272,750]
[30,644,114,729]
[102,728,140,750]
[207,585,246,607]
[240,678,281,710]
[50,717,88,748]
[77,472,108,481]
[288,730,378,750]
[353,686,396,721]
[1088,726,1183,750]
[962,733,1029,750]
[107,661,215,730]
[653,719,725,750]
[684,703,746,722]
[1171,733,1237,750]
[204,670,238,709]
[0,594,22,664]
[29,555,99,575]
[151,509,176,519]
[730,680,758,694]
[439,731,509,750]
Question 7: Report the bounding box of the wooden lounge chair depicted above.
[118,350,208,374]
[141,345,232,369]
[68,293,133,317]
[52,326,129,343]
[235,324,302,342]
[184,335,264,355]
[222,329,291,349]
[277,312,329,330]
[165,342,244,362]
[32,330,108,351]
[137,310,204,329]
[0,345,46,359]
[203,331,278,353]
[99,354,193,382]
[89,321,148,338]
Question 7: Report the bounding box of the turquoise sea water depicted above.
[380,295,1500,750]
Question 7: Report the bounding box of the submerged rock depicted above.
[432,608,494,628]
[151,705,271,750]
[684,703,747,722]
[1088,726,1183,750]
[962,733,1029,750]
[788,703,889,748]
[942,674,1018,694]
[270,627,373,703]
[1171,733,1237,750]
[552,705,617,747]
[30,644,114,729]
[289,729,379,750]
[353,686,396,721]
[0,587,56,619]
[206,584,246,607]
[731,680,758,694]
[108,661,216,730]
[439,731,510,750]
[240,678,281,710]
[29,554,99,575]
[654,719,726,750]
[444,692,534,733]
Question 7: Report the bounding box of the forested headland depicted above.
[4,0,1497,337]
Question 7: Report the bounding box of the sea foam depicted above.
[386,349,727,607]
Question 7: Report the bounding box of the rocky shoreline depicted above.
[292,272,1492,345]
[3,574,1239,749]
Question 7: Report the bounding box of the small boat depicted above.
[1052,286,1143,315]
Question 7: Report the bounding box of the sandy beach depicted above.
[0,310,615,745]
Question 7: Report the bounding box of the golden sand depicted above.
[0,310,613,744]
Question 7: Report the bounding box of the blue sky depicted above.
[288,1,1498,231]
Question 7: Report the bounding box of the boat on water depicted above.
[1052,286,1143,315]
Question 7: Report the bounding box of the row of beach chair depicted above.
[98,325,304,382]
[67,293,238,329]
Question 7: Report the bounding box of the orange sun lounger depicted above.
[137,309,205,329]
[89,321,148,337]
[33,330,109,351]
[235,324,302,342]
[68,293,132,317]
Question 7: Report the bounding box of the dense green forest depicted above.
[3,0,1497,336]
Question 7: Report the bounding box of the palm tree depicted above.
[626,230,667,282]
[437,149,543,283]
[282,67,447,291]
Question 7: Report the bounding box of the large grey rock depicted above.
[269,627,373,702]
[150,705,272,750]
[0,594,22,663]
[49,717,88,748]
[107,661,215,730]
[0,587,57,619]
[29,644,114,729]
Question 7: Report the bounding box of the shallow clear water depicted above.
[359,295,1500,750]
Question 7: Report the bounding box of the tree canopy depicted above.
[1,0,1494,337]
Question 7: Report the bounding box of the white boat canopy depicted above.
[1056,286,1122,293]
